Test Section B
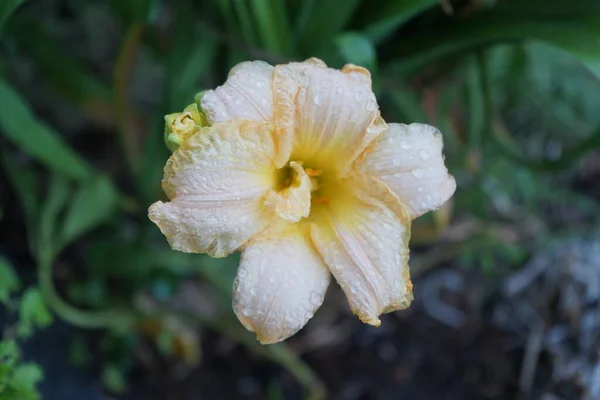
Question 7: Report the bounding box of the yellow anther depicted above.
[305,168,322,177]
[314,197,331,205]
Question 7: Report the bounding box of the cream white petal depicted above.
[233,225,330,344]
[310,176,413,326]
[201,61,274,124]
[358,123,456,219]
[148,120,277,257]
[272,60,386,171]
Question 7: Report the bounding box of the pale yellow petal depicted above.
[201,61,274,124]
[148,120,277,257]
[263,161,312,222]
[272,61,386,171]
[358,123,456,219]
[310,176,413,326]
[233,225,330,344]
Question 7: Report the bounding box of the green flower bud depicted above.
[164,103,208,152]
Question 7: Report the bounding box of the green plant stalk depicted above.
[209,316,326,400]
[38,249,136,330]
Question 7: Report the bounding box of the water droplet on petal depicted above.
[400,141,411,150]
[207,214,219,224]
[417,186,424,192]
[283,244,296,257]
[412,169,424,179]
[269,276,276,284]
[238,269,247,278]
[392,159,402,167]
[312,94,321,105]
[419,149,430,159]
[242,308,254,317]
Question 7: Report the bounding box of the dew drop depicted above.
[207,214,219,224]
[419,149,430,159]
[417,186,424,192]
[242,308,254,317]
[400,141,411,150]
[269,276,276,284]
[366,100,376,111]
[283,243,296,257]
[312,94,321,105]
[238,269,247,278]
[392,159,402,167]
[412,169,424,178]
[250,288,257,296]
[335,86,343,94]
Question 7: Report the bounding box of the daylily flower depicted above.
[149,58,456,344]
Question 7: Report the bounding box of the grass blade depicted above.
[0,79,94,181]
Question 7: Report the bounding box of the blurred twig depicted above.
[114,22,145,172]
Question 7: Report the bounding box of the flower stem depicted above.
[38,249,136,330]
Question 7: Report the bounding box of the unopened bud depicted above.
[164,103,208,152]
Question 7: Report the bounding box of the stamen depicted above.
[305,168,323,177]
[314,197,331,205]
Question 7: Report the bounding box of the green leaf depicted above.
[296,0,361,55]
[0,150,40,250]
[362,0,439,44]
[101,363,127,393]
[233,0,259,46]
[0,78,94,181]
[9,363,43,400]
[335,32,376,70]
[60,176,118,247]
[249,0,293,55]
[0,256,19,304]
[0,340,42,399]
[386,89,427,123]
[109,0,159,23]
[394,10,600,80]
[169,35,218,109]
[17,288,53,338]
[0,0,23,36]
[10,19,112,108]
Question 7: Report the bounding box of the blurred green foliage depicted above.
[1,0,600,398]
